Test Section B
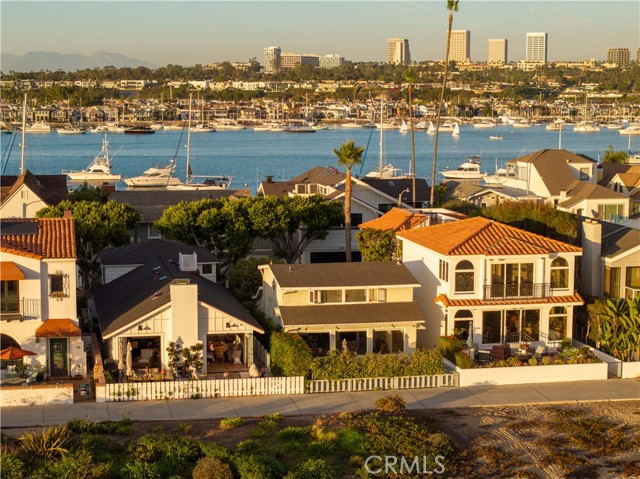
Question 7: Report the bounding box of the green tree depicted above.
[333,140,365,262]
[356,228,397,262]
[603,145,628,164]
[430,0,459,207]
[36,200,140,295]
[270,332,313,377]
[227,258,272,302]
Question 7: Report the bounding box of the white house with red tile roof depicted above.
[397,217,584,350]
[0,218,85,380]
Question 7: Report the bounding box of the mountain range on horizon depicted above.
[0,51,158,73]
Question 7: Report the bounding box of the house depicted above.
[99,238,219,284]
[602,165,640,228]
[0,218,86,379]
[91,247,263,375]
[397,217,584,350]
[108,189,251,243]
[258,262,425,356]
[557,182,629,224]
[0,170,68,218]
[358,207,465,232]
[581,219,640,300]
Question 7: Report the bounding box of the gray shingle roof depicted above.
[93,256,263,337]
[600,222,640,258]
[558,182,628,208]
[268,262,419,288]
[359,177,431,202]
[279,302,424,326]
[99,238,218,265]
[1,170,69,206]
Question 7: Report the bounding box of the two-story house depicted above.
[258,262,425,355]
[1,218,85,378]
[0,170,69,219]
[397,217,584,350]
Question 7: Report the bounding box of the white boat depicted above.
[483,160,507,187]
[269,124,287,132]
[452,123,460,137]
[473,121,495,129]
[489,135,503,140]
[65,135,121,182]
[512,120,532,128]
[192,124,215,133]
[284,125,316,133]
[56,126,86,135]
[107,124,125,134]
[89,125,110,133]
[573,122,601,133]
[25,121,51,133]
[546,119,565,131]
[399,120,408,133]
[365,163,406,179]
[619,125,640,135]
[252,124,272,132]
[163,124,184,131]
[340,122,362,129]
[149,123,165,131]
[604,123,624,130]
[440,155,484,180]
[124,160,182,187]
[427,121,456,134]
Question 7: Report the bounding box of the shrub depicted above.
[179,422,192,434]
[307,440,335,457]
[192,457,233,479]
[0,449,24,479]
[121,461,161,479]
[374,394,407,414]
[19,425,70,460]
[284,458,334,479]
[453,351,473,369]
[438,336,465,363]
[264,412,283,422]
[270,332,313,377]
[198,442,230,461]
[128,434,202,473]
[236,439,261,454]
[67,418,96,434]
[528,357,539,366]
[277,426,310,442]
[541,356,554,365]
[495,360,508,368]
[71,433,115,461]
[219,417,246,430]
[43,450,110,479]
[410,348,446,375]
[506,356,521,367]
[233,454,285,479]
[336,429,366,456]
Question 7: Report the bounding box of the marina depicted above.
[1,122,637,193]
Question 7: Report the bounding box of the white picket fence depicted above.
[98,376,304,402]
[307,373,458,394]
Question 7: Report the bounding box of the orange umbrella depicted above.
[0,346,37,360]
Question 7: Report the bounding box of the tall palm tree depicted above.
[333,140,365,262]
[405,68,416,204]
[430,0,459,207]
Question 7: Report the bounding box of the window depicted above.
[550,257,569,289]
[454,310,473,343]
[337,331,367,355]
[49,273,69,298]
[201,263,213,275]
[310,290,343,304]
[0,281,19,313]
[345,289,366,303]
[598,204,624,221]
[523,310,540,341]
[299,333,330,357]
[455,260,474,293]
[549,306,567,340]
[373,330,404,354]
[626,267,640,297]
[368,288,387,303]
[439,260,449,282]
[579,168,590,180]
[604,267,620,298]
[490,262,534,298]
[378,203,394,213]
[350,213,363,227]
[148,225,161,239]
[482,311,502,344]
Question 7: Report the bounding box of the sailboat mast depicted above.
[20,93,27,174]
[379,94,383,174]
[186,93,193,183]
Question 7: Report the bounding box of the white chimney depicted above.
[581,219,602,296]
[179,252,198,272]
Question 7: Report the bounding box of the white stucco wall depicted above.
[1,384,74,407]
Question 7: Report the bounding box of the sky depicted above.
[1,1,639,66]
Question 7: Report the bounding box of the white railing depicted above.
[307,373,458,394]
[99,376,304,402]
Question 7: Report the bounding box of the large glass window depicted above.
[345,289,366,303]
[491,263,534,298]
[319,290,342,303]
[454,310,473,343]
[373,330,404,354]
[549,306,567,341]
[299,333,330,357]
[0,281,19,313]
[455,260,474,293]
[603,267,620,298]
[523,310,540,341]
[626,267,640,289]
[550,257,569,290]
[598,204,624,221]
[337,331,367,355]
[482,311,502,344]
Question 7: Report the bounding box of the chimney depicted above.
[266,175,273,184]
[559,189,567,201]
[63,209,73,218]
[581,219,602,296]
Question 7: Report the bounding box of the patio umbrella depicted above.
[118,339,124,372]
[126,341,133,377]
[0,346,37,360]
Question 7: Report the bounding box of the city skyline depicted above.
[1,1,638,67]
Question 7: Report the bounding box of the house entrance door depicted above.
[49,338,68,377]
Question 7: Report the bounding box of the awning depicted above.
[0,262,25,281]
[35,318,81,338]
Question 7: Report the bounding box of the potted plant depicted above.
[519,343,530,355]
[14,362,29,378]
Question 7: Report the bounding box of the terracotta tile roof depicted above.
[434,292,584,307]
[359,208,429,232]
[267,262,419,288]
[279,302,424,326]
[0,170,69,206]
[0,218,76,259]
[397,217,581,256]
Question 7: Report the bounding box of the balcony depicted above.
[0,298,41,320]
[625,287,640,300]
[484,283,550,300]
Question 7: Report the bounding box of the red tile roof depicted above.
[434,292,584,307]
[359,208,429,232]
[1,218,76,259]
[398,217,581,256]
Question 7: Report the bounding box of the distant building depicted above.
[450,30,471,62]
[320,54,345,69]
[637,48,640,63]
[607,48,630,66]
[526,32,547,63]
[264,46,281,73]
[386,38,411,65]
[280,53,320,69]
[488,38,507,64]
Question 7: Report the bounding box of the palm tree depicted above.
[404,68,416,204]
[333,140,365,262]
[430,0,459,207]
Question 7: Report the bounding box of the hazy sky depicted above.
[2,1,638,66]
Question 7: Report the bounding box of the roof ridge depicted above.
[444,217,492,254]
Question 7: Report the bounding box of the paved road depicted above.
[1,378,638,429]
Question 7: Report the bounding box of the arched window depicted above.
[550,257,569,290]
[454,310,474,343]
[549,306,567,340]
[455,260,474,293]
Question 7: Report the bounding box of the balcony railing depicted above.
[484,283,550,300]
[626,287,640,301]
[0,298,41,319]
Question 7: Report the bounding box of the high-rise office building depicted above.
[607,48,630,65]
[488,38,508,63]
[450,30,471,62]
[386,38,411,65]
[280,53,320,69]
[320,54,345,69]
[264,46,281,73]
[526,32,547,63]
[637,48,640,63]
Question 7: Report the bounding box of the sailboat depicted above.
[57,101,86,134]
[399,119,408,133]
[167,93,232,191]
[192,93,215,132]
[452,123,460,137]
[65,134,121,182]
[365,95,406,179]
[573,95,600,133]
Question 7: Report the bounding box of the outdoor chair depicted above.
[214,346,225,363]
[533,343,548,360]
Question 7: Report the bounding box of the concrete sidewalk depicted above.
[1,379,638,429]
